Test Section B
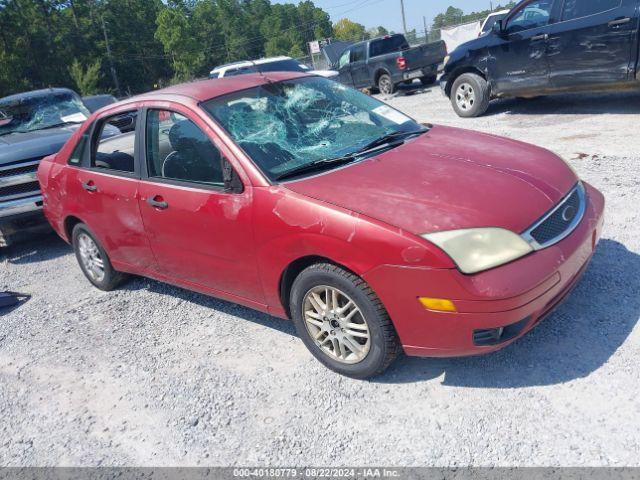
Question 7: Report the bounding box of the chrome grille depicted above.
[522,182,586,250]
[0,159,42,203]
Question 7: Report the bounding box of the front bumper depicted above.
[0,195,49,247]
[362,182,605,357]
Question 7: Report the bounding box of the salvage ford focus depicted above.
[37,73,604,378]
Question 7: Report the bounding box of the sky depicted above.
[273,0,500,34]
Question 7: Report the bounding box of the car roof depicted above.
[211,56,294,73]
[102,72,312,112]
[0,87,78,104]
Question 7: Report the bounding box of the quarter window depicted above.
[561,0,621,21]
[145,110,224,186]
[92,111,137,173]
[506,1,554,33]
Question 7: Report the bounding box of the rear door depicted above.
[64,108,155,271]
[349,44,369,88]
[547,0,638,88]
[487,0,558,95]
[137,104,262,303]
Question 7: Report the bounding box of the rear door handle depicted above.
[531,33,548,41]
[609,17,631,27]
[146,196,168,210]
[82,181,97,192]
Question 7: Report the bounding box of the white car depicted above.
[209,56,338,79]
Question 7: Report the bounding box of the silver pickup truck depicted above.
[0,88,120,247]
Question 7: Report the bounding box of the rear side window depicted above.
[561,0,621,20]
[91,111,137,173]
[145,109,223,186]
[369,35,409,58]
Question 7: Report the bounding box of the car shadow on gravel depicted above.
[0,232,70,265]
[123,278,297,337]
[484,91,640,117]
[378,239,640,387]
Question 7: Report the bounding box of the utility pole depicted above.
[101,15,122,98]
[423,15,428,42]
[400,0,408,35]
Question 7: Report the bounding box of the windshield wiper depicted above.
[274,129,427,182]
[353,128,427,155]
[37,121,83,130]
[275,156,357,181]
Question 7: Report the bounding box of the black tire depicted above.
[72,223,128,291]
[420,75,437,86]
[377,73,395,95]
[450,72,490,118]
[290,263,400,379]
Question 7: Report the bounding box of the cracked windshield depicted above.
[203,77,423,180]
[0,90,90,136]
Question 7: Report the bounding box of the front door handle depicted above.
[146,196,168,210]
[609,17,631,27]
[531,33,548,41]
[82,181,97,192]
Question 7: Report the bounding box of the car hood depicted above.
[284,125,577,235]
[0,125,79,164]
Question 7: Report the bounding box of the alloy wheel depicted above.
[302,285,371,364]
[77,233,105,282]
[455,82,476,111]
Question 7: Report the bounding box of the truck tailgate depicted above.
[404,40,447,69]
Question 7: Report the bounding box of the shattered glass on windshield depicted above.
[204,77,420,180]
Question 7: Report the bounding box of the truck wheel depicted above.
[450,73,490,117]
[377,74,395,95]
[72,223,128,291]
[420,75,437,86]
[289,263,400,379]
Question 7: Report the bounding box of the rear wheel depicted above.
[290,263,400,379]
[72,223,128,291]
[450,73,490,117]
[377,73,395,95]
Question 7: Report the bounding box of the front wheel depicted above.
[450,73,490,117]
[290,263,400,379]
[377,73,395,95]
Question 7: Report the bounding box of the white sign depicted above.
[309,41,321,54]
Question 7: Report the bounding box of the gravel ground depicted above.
[1,88,639,467]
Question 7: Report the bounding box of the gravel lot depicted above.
[1,87,639,467]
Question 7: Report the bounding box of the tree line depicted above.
[0,1,516,99]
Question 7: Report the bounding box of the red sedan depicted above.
[37,73,605,378]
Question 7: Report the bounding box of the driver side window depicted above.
[338,49,351,69]
[506,0,554,33]
[145,109,224,186]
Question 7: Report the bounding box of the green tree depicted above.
[69,59,102,95]
[155,6,204,80]
[333,18,367,42]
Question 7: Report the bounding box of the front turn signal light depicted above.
[419,297,457,312]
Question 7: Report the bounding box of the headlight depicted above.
[421,228,533,274]
[442,55,450,67]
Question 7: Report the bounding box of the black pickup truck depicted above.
[439,0,640,117]
[334,34,447,95]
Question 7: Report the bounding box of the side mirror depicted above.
[492,19,505,35]
[222,157,244,194]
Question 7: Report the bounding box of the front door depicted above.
[349,44,369,88]
[137,106,262,303]
[488,0,557,95]
[547,0,637,88]
[64,109,155,271]
[336,48,354,87]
